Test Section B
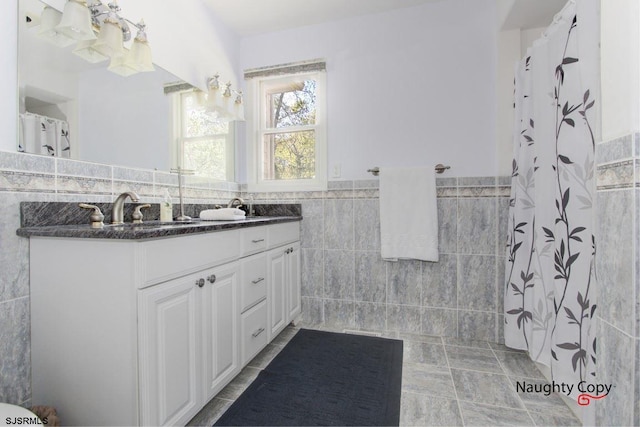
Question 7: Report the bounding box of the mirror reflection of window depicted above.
[175,92,235,181]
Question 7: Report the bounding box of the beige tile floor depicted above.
[187,326,581,426]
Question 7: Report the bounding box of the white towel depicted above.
[379,167,439,262]
[199,208,246,221]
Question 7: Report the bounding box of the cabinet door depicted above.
[138,273,201,426]
[267,247,287,339]
[202,262,241,401]
[287,242,301,320]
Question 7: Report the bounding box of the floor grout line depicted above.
[441,335,467,427]
[490,346,538,426]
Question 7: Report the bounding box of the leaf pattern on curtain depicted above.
[19,113,71,158]
[505,0,598,400]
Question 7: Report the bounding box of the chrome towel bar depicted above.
[367,164,450,176]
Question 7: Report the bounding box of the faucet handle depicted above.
[132,204,151,224]
[79,203,105,228]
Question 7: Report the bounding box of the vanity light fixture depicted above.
[73,39,109,63]
[205,75,245,121]
[55,0,96,42]
[233,91,245,121]
[37,6,76,47]
[90,2,125,58]
[108,21,155,76]
[48,0,153,76]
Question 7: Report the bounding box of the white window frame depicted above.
[170,91,235,181]
[246,71,327,192]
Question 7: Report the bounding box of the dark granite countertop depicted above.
[16,202,302,240]
[16,216,302,240]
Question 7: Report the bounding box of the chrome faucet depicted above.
[227,197,244,209]
[112,191,140,224]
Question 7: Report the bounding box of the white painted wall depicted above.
[239,0,498,180]
[0,1,18,153]
[495,29,520,176]
[76,67,175,170]
[600,0,640,139]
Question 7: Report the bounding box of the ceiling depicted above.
[204,0,569,37]
[203,0,442,37]
[500,0,568,30]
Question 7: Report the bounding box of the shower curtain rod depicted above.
[366,164,450,176]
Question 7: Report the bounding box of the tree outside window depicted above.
[178,92,234,181]
[247,68,326,192]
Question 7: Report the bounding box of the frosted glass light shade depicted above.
[38,7,75,47]
[127,39,154,72]
[233,102,245,121]
[108,56,138,77]
[206,88,220,109]
[92,20,124,58]
[55,0,96,42]
[73,40,108,63]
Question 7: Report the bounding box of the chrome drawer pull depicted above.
[251,277,265,284]
[252,327,265,338]
[251,238,265,243]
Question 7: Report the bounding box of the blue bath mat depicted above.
[214,328,403,426]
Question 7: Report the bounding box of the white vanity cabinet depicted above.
[266,222,301,339]
[28,220,300,427]
[137,268,203,426]
[267,241,301,339]
[138,261,240,426]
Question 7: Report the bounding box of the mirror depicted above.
[18,0,233,177]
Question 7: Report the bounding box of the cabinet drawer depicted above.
[241,300,268,365]
[240,227,268,257]
[140,230,240,288]
[268,222,300,249]
[240,253,267,312]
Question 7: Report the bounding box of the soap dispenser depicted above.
[160,188,173,222]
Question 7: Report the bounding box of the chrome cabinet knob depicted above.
[196,278,205,288]
[207,274,216,283]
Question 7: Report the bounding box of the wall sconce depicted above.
[205,75,245,121]
[38,0,153,76]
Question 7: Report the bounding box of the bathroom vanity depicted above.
[19,217,301,426]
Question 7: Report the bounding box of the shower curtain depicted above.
[19,112,71,158]
[504,0,599,399]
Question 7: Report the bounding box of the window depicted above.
[173,91,234,181]
[247,69,326,191]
